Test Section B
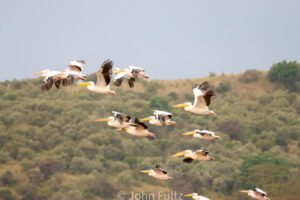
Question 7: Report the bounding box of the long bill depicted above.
[172,151,186,157]
[95,118,111,122]
[182,130,197,136]
[140,117,152,122]
[184,193,194,197]
[172,103,188,108]
[140,170,151,174]
[78,82,92,86]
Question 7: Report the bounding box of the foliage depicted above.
[239,69,261,83]
[0,69,299,200]
[268,60,300,91]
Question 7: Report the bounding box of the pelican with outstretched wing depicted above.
[95,111,131,130]
[184,193,210,200]
[172,149,214,163]
[173,81,216,115]
[125,117,156,139]
[140,165,172,180]
[141,110,176,127]
[182,129,220,140]
[240,188,270,200]
[113,66,149,88]
[78,59,115,95]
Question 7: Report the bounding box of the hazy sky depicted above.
[1,0,300,81]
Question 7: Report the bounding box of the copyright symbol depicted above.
[117,191,126,200]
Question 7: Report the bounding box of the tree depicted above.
[268,60,300,91]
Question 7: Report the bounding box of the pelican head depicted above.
[172,150,192,157]
[140,116,155,122]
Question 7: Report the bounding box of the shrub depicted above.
[239,69,261,83]
[0,189,15,200]
[216,81,231,93]
[268,60,300,91]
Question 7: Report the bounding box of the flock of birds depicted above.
[34,59,270,200]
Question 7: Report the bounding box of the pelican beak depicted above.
[239,190,249,193]
[140,170,150,174]
[172,103,187,108]
[95,118,110,122]
[172,151,186,157]
[184,193,194,197]
[182,131,196,136]
[141,117,152,122]
[78,82,92,86]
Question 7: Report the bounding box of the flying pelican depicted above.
[113,66,149,88]
[184,193,210,200]
[95,111,131,130]
[125,118,156,139]
[140,165,172,180]
[78,59,116,95]
[141,110,176,127]
[182,129,220,140]
[240,188,270,200]
[35,60,87,90]
[173,81,216,115]
[172,149,214,163]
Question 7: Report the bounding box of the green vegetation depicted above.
[268,60,300,91]
[0,67,299,200]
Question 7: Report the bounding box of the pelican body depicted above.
[125,118,156,139]
[141,110,176,127]
[173,149,214,163]
[140,165,172,180]
[183,129,220,140]
[240,188,270,200]
[113,66,149,88]
[95,111,131,130]
[173,81,216,115]
[184,193,210,200]
[79,59,116,95]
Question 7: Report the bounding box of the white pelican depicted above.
[113,66,149,88]
[182,129,220,140]
[184,193,210,200]
[140,165,172,180]
[141,110,176,127]
[78,59,116,95]
[240,188,270,200]
[95,111,131,130]
[125,118,156,139]
[172,149,214,163]
[173,81,216,115]
[35,60,87,90]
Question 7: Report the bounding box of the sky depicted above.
[1,0,300,81]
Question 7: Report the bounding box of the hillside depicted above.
[0,70,300,200]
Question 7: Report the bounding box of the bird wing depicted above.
[96,59,113,87]
[155,165,168,175]
[193,88,207,109]
[113,73,126,87]
[195,150,209,156]
[254,188,267,196]
[113,111,131,123]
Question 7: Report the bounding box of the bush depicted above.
[268,60,300,91]
[216,81,231,93]
[149,96,170,110]
[239,69,261,83]
[0,189,15,200]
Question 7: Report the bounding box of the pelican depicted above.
[184,193,210,200]
[35,60,87,91]
[182,129,220,140]
[172,149,214,163]
[141,110,176,127]
[240,188,270,200]
[95,111,131,130]
[125,118,156,139]
[78,59,116,95]
[140,165,172,180]
[113,66,149,88]
[173,81,216,115]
